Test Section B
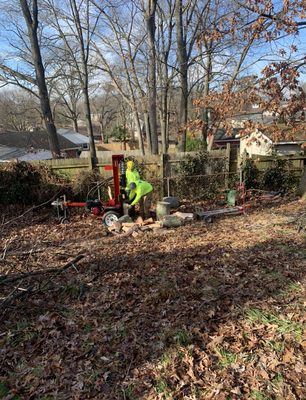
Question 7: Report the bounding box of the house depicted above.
[57,128,90,150]
[212,129,241,149]
[0,129,90,161]
[230,107,275,128]
[240,129,306,157]
[0,145,52,162]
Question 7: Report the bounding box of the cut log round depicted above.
[156,201,171,220]
[162,196,180,208]
[160,215,183,228]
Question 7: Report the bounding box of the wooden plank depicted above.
[195,206,244,218]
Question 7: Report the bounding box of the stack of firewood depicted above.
[108,217,161,237]
[107,212,194,237]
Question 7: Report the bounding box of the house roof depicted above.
[260,128,306,143]
[231,111,275,124]
[0,145,27,161]
[0,145,52,161]
[57,128,90,144]
[18,150,52,161]
[0,130,79,150]
[214,128,242,141]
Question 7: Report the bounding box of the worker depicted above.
[125,160,140,189]
[127,180,153,219]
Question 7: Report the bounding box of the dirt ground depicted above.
[0,199,305,400]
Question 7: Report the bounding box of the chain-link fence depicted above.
[159,149,234,202]
[164,171,241,201]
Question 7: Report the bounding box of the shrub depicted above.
[261,159,299,193]
[185,136,207,152]
[0,162,67,205]
[174,150,227,200]
[70,170,110,201]
[243,159,261,189]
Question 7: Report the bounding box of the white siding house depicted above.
[240,130,305,157]
[240,130,273,156]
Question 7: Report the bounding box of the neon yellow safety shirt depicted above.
[129,180,153,206]
[126,169,140,189]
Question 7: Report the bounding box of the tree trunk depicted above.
[83,85,96,160]
[99,121,105,143]
[143,111,152,153]
[175,0,188,152]
[159,108,167,154]
[73,117,79,132]
[145,0,158,154]
[19,0,60,158]
[70,0,97,163]
[159,61,169,154]
[201,47,212,144]
[134,112,145,156]
[298,165,306,200]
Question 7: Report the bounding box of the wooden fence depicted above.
[31,146,306,199]
[32,147,231,197]
[249,154,305,177]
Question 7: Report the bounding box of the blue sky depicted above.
[0,1,305,89]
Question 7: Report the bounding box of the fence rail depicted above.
[25,147,306,200]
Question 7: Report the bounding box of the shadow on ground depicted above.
[0,230,305,399]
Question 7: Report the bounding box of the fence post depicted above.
[225,143,231,189]
[160,153,169,198]
[88,156,94,171]
[297,164,306,199]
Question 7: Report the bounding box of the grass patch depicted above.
[174,329,192,347]
[3,319,40,347]
[250,390,272,400]
[122,385,135,400]
[154,378,171,398]
[193,387,208,399]
[246,308,303,340]
[272,373,284,386]
[60,283,83,299]
[277,282,303,298]
[264,340,285,353]
[32,366,44,378]
[83,323,93,333]
[0,381,9,398]
[118,325,128,338]
[214,347,238,368]
[160,351,173,368]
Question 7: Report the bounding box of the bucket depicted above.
[227,190,237,206]
[156,201,171,220]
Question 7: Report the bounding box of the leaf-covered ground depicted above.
[0,200,305,400]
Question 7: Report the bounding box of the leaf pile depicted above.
[0,200,305,399]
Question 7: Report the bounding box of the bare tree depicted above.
[0,0,61,157]
[91,0,146,155]
[193,0,306,143]
[0,90,41,131]
[175,0,211,152]
[142,0,159,154]
[51,66,82,132]
[20,0,61,157]
[44,0,99,161]
[156,0,176,153]
[91,85,119,143]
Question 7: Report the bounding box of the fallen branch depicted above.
[0,254,86,312]
[2,238,15,260]
[5,249,46,257]
[0,254,86,285]
[0,190,61,233]
[0,285,33,308]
